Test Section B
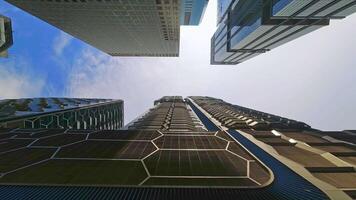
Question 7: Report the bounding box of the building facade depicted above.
[0,98,123,130]
[0,96,355,199]
[6,0,208,57]
[6,0,180,57]
[181,0,209,25]
[212,0,356,65]
[0,14,13,58]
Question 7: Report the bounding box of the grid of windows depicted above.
[6,0,180,57]
[212,0,356,65]
[156,0,179,41]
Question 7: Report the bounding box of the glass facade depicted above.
[272,0,295,16]
[180,0,209,25]
[6,0,180,57]
[0,15,13,58]
[217,0,232,24]
[0,98,124,130]
[212,0,356,65]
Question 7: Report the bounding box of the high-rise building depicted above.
[190,96,356,199]
[211,0,356,65]
[5,0,208,57]
[0,14,13,58]
[181,0,209,25]
[0,98,123,130]
[0,96,355,200]
[5,0,179,57]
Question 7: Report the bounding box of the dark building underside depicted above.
[0,96,355,199]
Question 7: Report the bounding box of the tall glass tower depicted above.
[212,0,356,65]
[181,0,209,25]
[6,0,208,57]
[0,14,13,58]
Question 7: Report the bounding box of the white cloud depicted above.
[0,59,45,99]
[67,1,356,131]
[53,31,73,57]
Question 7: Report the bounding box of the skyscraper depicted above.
[5,0,180,57]
[211,0,356,65]
[181,0,209,25]
[190,96,356,199]
[0,14,13,58]
[0,98,123,130]
[0,96,355,200]
[5,0,208,57]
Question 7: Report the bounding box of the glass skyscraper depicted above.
[212,0,356,65]
[0,96,355,200]
[181,0,209,25]
[0,14,13,58]
[5,0,181,57]
[0,98,123,130]
[6,0,208,57]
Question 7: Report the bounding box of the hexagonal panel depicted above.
[0,139,34,153]
[154,135,227,149]
[32,134,86,147]
[89,130,161,140]
[144,150,248,176]
[56,140,156,159]
[0,148,56,173]
[0,160,147,185]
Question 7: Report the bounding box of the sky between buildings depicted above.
[0,1,355,130]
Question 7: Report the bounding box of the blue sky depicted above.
[0,0,94,97]
[1,1,356,130]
